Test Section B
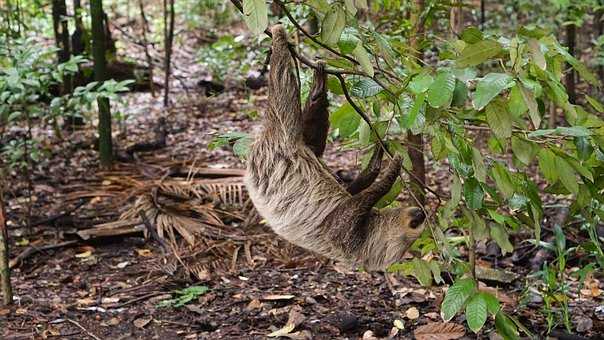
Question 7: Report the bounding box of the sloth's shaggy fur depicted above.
[245,25,425,270]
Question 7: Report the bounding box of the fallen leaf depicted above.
[424,312,440,320]
[394,319,405,329]
[101,297,120,304]
[267,305,305,337]
[75,250,92,258]
[76,298,96,306]
[136,248,153,257]
[247,299,263,310]
[573,315,593,333]
[405,307,420,320]
[263,294,295,301]
[0,309,10,316]
[102,317,120,326]
[42,327,61,338]
[283,330,312,339]
[116,261,129,269]
[414,322,465,340]
[362,330,378,340]
[133,316,152,329]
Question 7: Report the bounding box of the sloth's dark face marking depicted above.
[244,24,425,271]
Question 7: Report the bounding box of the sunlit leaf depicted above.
[441,278,476,322]
[457,40,502,67]
[242,0,268,36]
[473,73,515,110]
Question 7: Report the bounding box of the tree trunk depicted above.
[597,6,604,85]
[163,0,175,107]
[480,0,485,30]
[0,175,12,306]
[450,0,463,37]
[565,23,576,104]
[406,0,426,205]
[138,0,155,96]
[90,0,113,167]
[51,0,73,93]
[72,0,85,56]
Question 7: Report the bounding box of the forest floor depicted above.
[3,20,604,340]
[3,82,604,340]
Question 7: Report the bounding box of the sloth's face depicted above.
[403,206,427,233]
[364,207,427,271]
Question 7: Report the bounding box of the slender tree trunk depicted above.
[565,22,576,104]
[163,0,175,107]
[90,0,113,167]
[597,6,604,85]
[72,0,85,56]
[407,0,426,205]
[138,0,155,96]
[0,174,12,306]
[450,0,463,37]
[52,0,73,94]
[480,0,485,30]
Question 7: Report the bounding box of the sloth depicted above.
[245,25,426,271]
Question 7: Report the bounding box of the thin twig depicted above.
[66,318,101,340]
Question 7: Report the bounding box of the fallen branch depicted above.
[77,219,145,240]
[9,240,78,269]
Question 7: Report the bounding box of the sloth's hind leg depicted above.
[347,146,384,195]
[351,155,402,210]
[302,62,329,157]
[267,25,303,137]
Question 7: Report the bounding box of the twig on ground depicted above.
[66,318,101,340]
[9,240,79,269]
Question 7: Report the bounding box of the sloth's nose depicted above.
[409,208,426,229]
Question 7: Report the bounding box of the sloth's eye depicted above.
[408,208,426,229]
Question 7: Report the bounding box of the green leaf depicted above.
[410,258,433,286]
[519,84,541,128]
[353,44,374,77]
[457,40,502,67]
[343,0,357,15]
[408,73,433,94]
[537,149,558,183]
[557,157,579,194]
[485,100,512,139]
[330,103,360,138]
[441,278,476,322]
[466,293,488,333]
[401,92,425,129]
[585,95,604,113]
[242,0,268,36]
[495,311,519,340]
[490,223,514,255]
[507,85,528,117]
[464,177,484,209]
[511,136,536,165]
[491,163,515,199]
[480,292,501,315]
[427,71,455,108]
[451,80,468,107]
[321,5,346,46]
[472,148,487,182]
[473,73,515,111]
[338,27,360,54]
[461,26,483,44]
[350,78,382,98]
[528,38,546,70]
